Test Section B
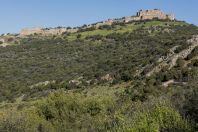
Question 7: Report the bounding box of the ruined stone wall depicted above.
[167,14,175,21]
[95,19,114,28]
[19,9,175,36]
[43,28,68,35]
[139,10,168,20]
[124,9,175,23]
[20,27,78,36]
[20,28,44,36]
[124,16,141,22]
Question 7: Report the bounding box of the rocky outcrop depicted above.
[30,80,56,89]
[146,35,198,77]
[162,80,187,87]
[162,80,175,87]
[101,74,113,82]
[0,38,5,43]
[0,36,17,47]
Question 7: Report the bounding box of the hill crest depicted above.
[20,9,175,36]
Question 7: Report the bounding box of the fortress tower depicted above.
[137,9,175,20]
[125,9,175,22]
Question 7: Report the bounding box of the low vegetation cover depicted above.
[0,20,198,131]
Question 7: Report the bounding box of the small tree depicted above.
[77,34,82,39]
[82,24,87,28]
[67,27,72,30]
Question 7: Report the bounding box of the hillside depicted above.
[0,19,198,131]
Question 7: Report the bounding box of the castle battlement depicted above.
[124,9,175,22]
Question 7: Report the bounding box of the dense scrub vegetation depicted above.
[0,20,198,131]
[0,20,197,101]
[0,90,195,131]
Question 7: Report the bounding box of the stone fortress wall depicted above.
[124,9,175,22]
[20,9,175,36]
[20,27,78,36]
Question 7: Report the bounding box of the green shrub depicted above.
[0,109,54,132]
[183,86,198,123]
[127,105,193,132]
[36,91,115,131]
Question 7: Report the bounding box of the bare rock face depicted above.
[101,74,113,82]
[30,80,56,89]
[0,35,17,47]
[146,35,198,77]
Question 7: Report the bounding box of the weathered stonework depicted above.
[20,27,78,36]
[20,27,43,36]
[124,9,175,23]
[95,19,114,28]
[19,9,175,36]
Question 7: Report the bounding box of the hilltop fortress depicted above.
[124,9,175,22]
[20,9,175,36]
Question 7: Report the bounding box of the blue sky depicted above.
[0,0,198,34]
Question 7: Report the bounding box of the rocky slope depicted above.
[146,35,198,77]
[0,19,198,131]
